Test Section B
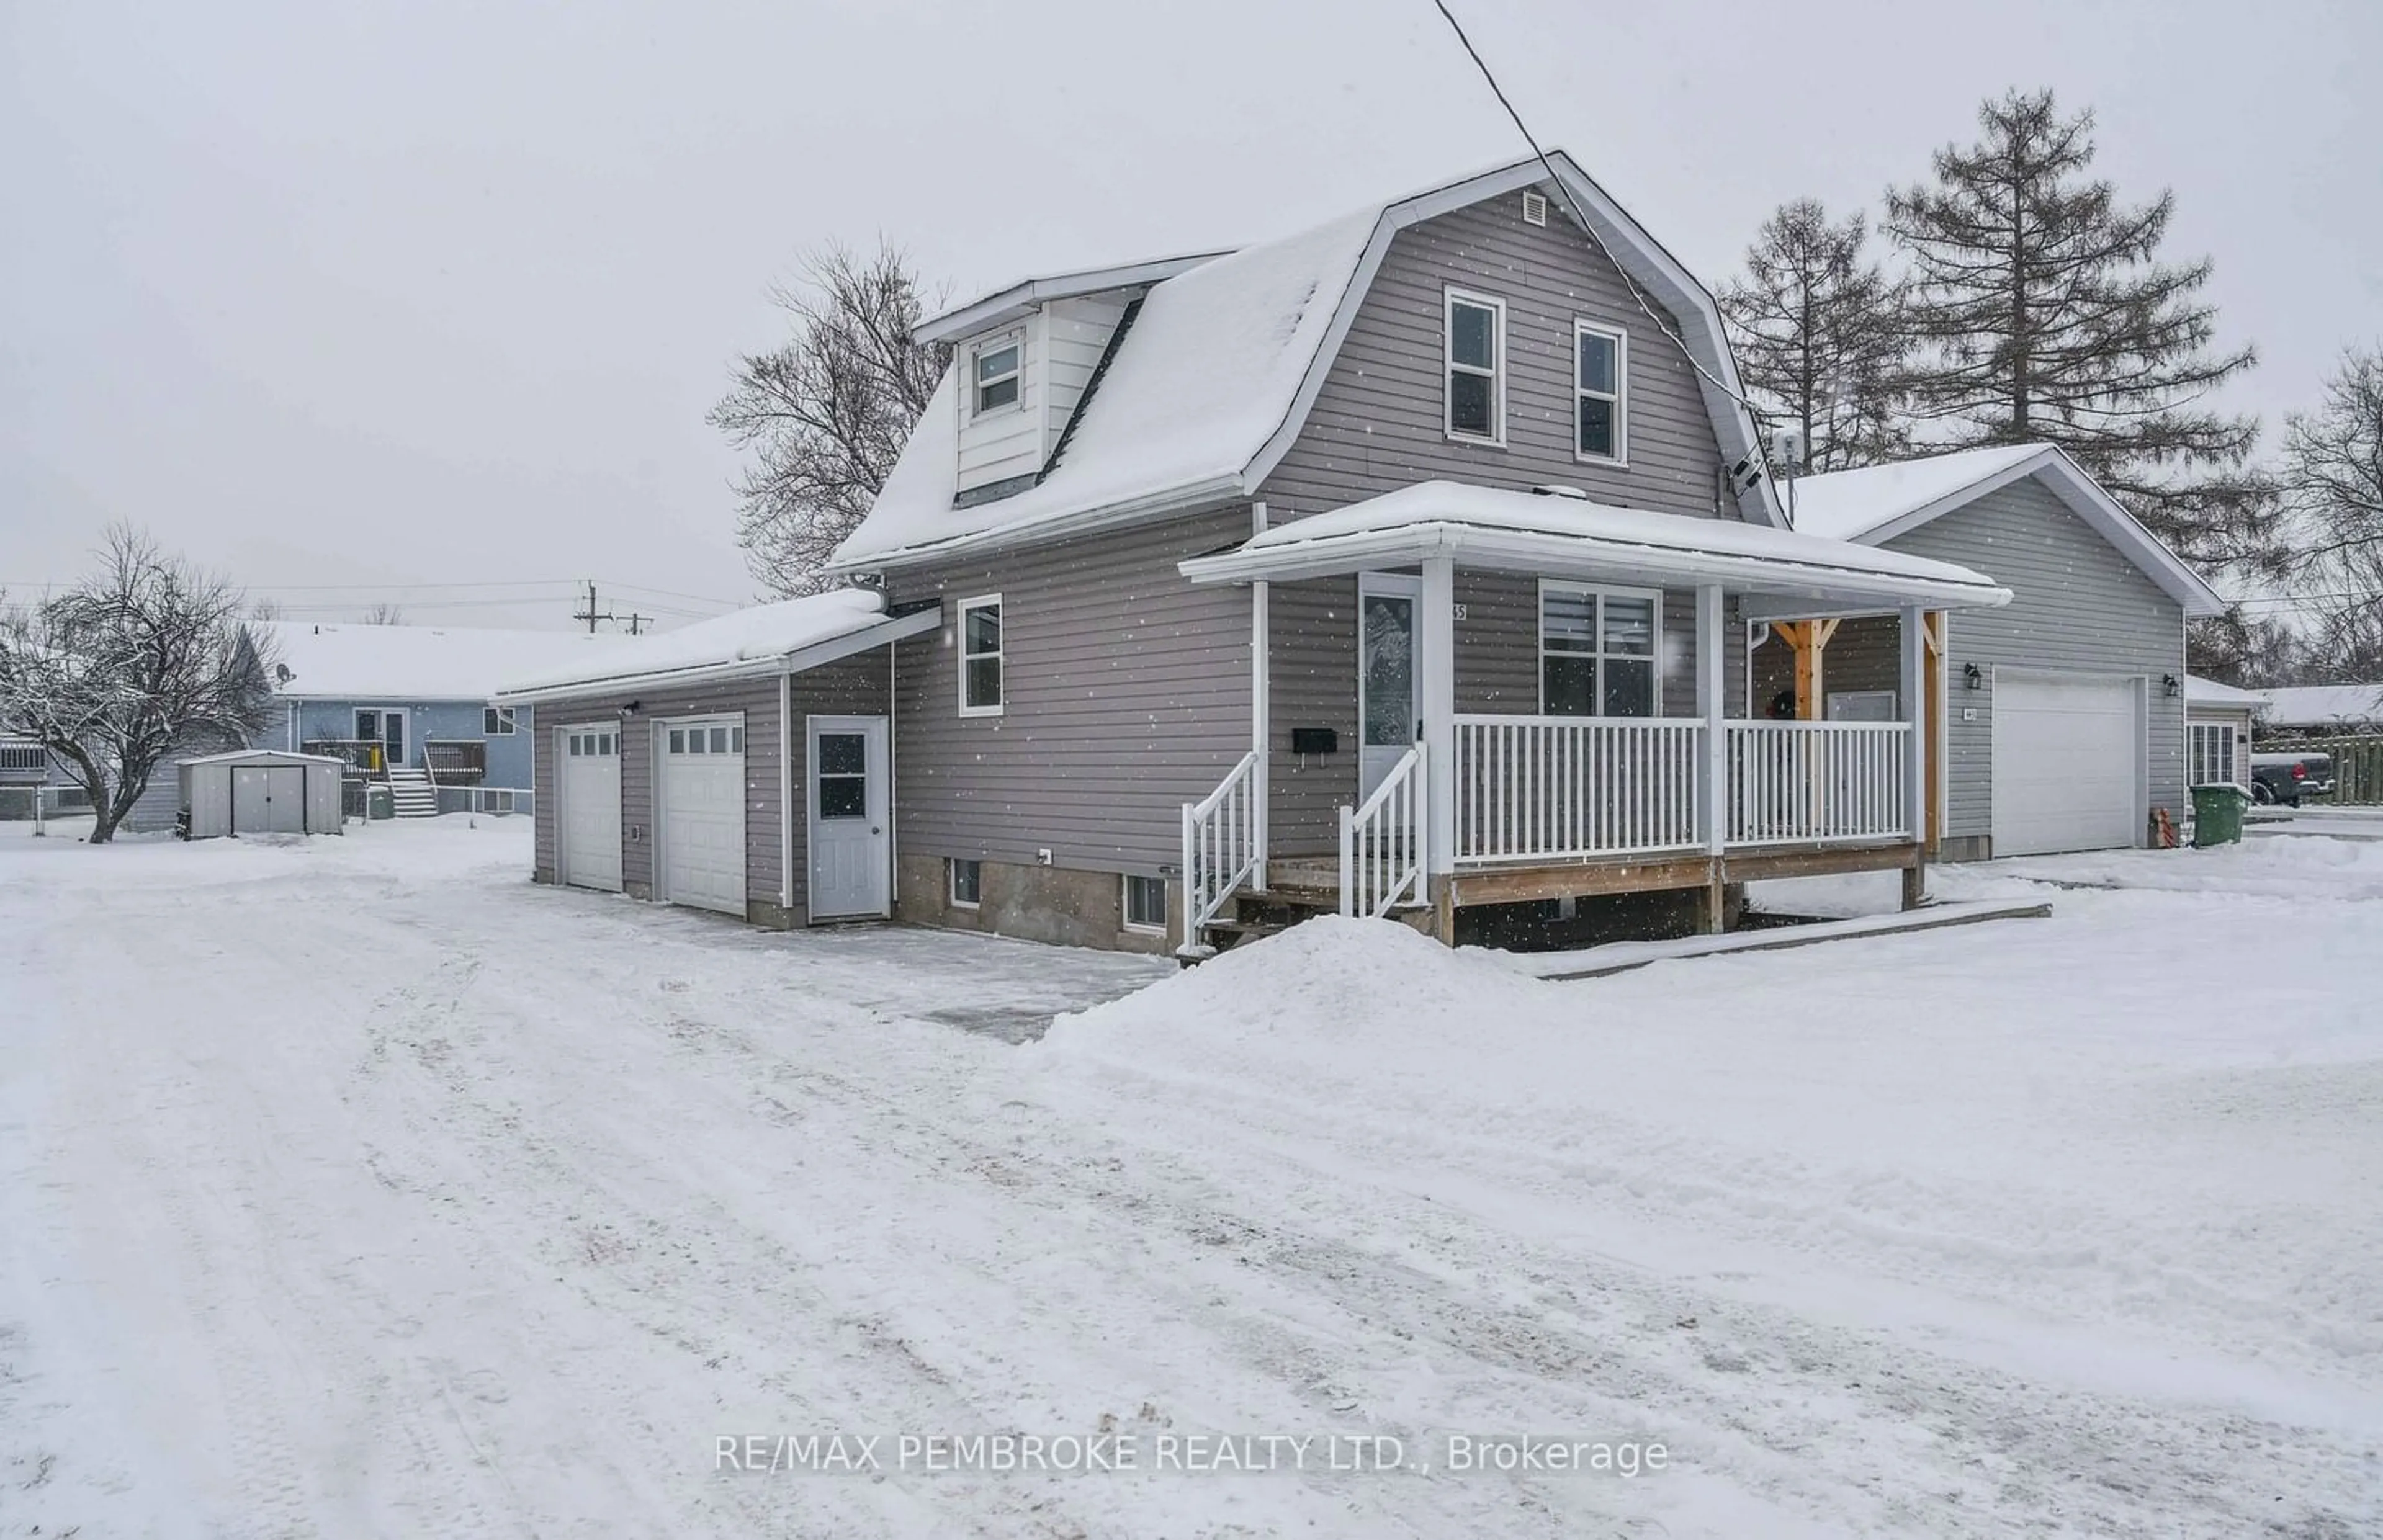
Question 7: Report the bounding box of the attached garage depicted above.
[656,717,747,916]
[179,750,344,838]
[557,724,623,892]
[1991,673,2145,857]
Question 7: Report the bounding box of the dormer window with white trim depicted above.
[1445,289,1505,445]
[971,334,1022,416]
[1574,321,1627,464]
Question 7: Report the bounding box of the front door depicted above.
[808,715,891,920]
[1357,573,1422,801]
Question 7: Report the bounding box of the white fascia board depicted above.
[493,609,939,704]
[915,253,1233,345]
[1861,449,2226,618]
[1180,524,2011,612]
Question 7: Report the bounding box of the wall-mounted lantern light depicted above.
[1963,663,1983,691]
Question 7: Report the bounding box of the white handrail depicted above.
[1726,720,1911,845]
[1453,715,1703,862]
[1180,750,1263,948]
[1339,746,1426,918]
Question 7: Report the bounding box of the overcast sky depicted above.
[5,0,2377,630]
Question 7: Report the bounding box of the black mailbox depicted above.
[1290,727,1339,754]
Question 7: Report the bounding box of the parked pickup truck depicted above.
[2251,751,2335,807]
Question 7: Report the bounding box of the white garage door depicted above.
[1992,674,2142,857]
[660,717,747,917]
[560,726,623,892]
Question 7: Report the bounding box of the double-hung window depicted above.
[971,335,1021,416]
[1540,583,1659,718]
[1574,322,1627,462]
[1444,289,1505,444]
[958,595,1003,715]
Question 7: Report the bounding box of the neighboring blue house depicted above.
[131,621,635,825]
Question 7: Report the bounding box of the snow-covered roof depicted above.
[830,151,1781,573]
[493,589,937,701]
[1180,481,2011,613]
[263,621,632,702]
[2260,683,2383,728]
[180,748,345,768]
[914,251,1234,345]
[2184,674,2268,709]
[1785,444,2226,619]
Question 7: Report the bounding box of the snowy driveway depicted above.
[4,818,2379,1537]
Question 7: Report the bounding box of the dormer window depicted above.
[972,335,1021,416]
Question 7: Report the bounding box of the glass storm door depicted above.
[1357,573,1422,802]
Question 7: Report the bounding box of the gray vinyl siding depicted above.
[1259,185,1730,523]
[886,505,1255,875]
[1753,476,2186,847]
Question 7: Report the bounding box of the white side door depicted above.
[1992,673,2143,856]
[559,725,623,892]
[808,715,891,920]
[1357,573,1422,802]
[660,717,747,916]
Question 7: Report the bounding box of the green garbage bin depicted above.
[367,784,395,821]
[2191,783,2247,847]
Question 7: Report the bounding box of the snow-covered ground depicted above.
[4,819,2379,1536]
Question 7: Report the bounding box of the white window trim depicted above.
[1121,872,1168,935]
[1537,580,1664,717]
[948,857,981,910]
[484,704,517,736]
[1443,287,1507,447]
[2189,719,2240,787]
[966,331,1025,421]
[956,593,1005,717]
[1573,320,1628,467]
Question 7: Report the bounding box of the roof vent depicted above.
[1531,483,1589,500]
[1521,190,1549,226]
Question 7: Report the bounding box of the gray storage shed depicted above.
[179,750,345,838]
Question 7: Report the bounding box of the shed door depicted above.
[231,765,308,833]
[808,716,890,921]
[560,727,623,892]
[1992,673,2143,857]
[659,717,747,916]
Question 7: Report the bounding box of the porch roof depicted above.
[1178,481,2013,614]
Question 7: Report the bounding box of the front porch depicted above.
[1174,481,2010,952]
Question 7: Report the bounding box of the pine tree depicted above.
[1718,199,1911,475]
[1885,89,2274,567]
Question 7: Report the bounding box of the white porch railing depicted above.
[1181,750,1263,942]
[1454,715,1704,862]
[1726,721,1910,846]
[1340,746,1425,917]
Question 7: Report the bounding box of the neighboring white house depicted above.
[2259,683,2383,736]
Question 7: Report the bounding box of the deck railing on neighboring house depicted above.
[303,739,386,777]
[423,739,487,782]
[0,740,50,777]
[1726,721,1910,846]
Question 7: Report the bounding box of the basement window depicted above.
[1123,874,1168,934]
[949,857,982,908]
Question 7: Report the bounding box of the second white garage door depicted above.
[659,717,747,916]
[560,726,623,892]
[1991,673,2143,857]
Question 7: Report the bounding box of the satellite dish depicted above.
[274,663,293,684]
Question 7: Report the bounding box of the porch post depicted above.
[1250,502,1270,887]
[1697,584,1726,857]
[1900,604,1928,908]
[1419,555,1456,889]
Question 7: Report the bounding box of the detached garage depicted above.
[179,750,344,838]
[497,591,936,928]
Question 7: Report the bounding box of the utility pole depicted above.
[572,581,651,635]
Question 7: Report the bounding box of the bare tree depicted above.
[2280,344,2383,677]
[1885,89,2279,570]
[709,242,950,596]
[361,602,405,625]
[1718,199,1913,477]
[0,527,279,843]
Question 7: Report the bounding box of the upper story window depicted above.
[958,594,1003,715]
[483,705,516,736]
[1540,582,1659,718]
[1444,289,1506,444]
[971,335,1022,416]
[1574,322,1627,463]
